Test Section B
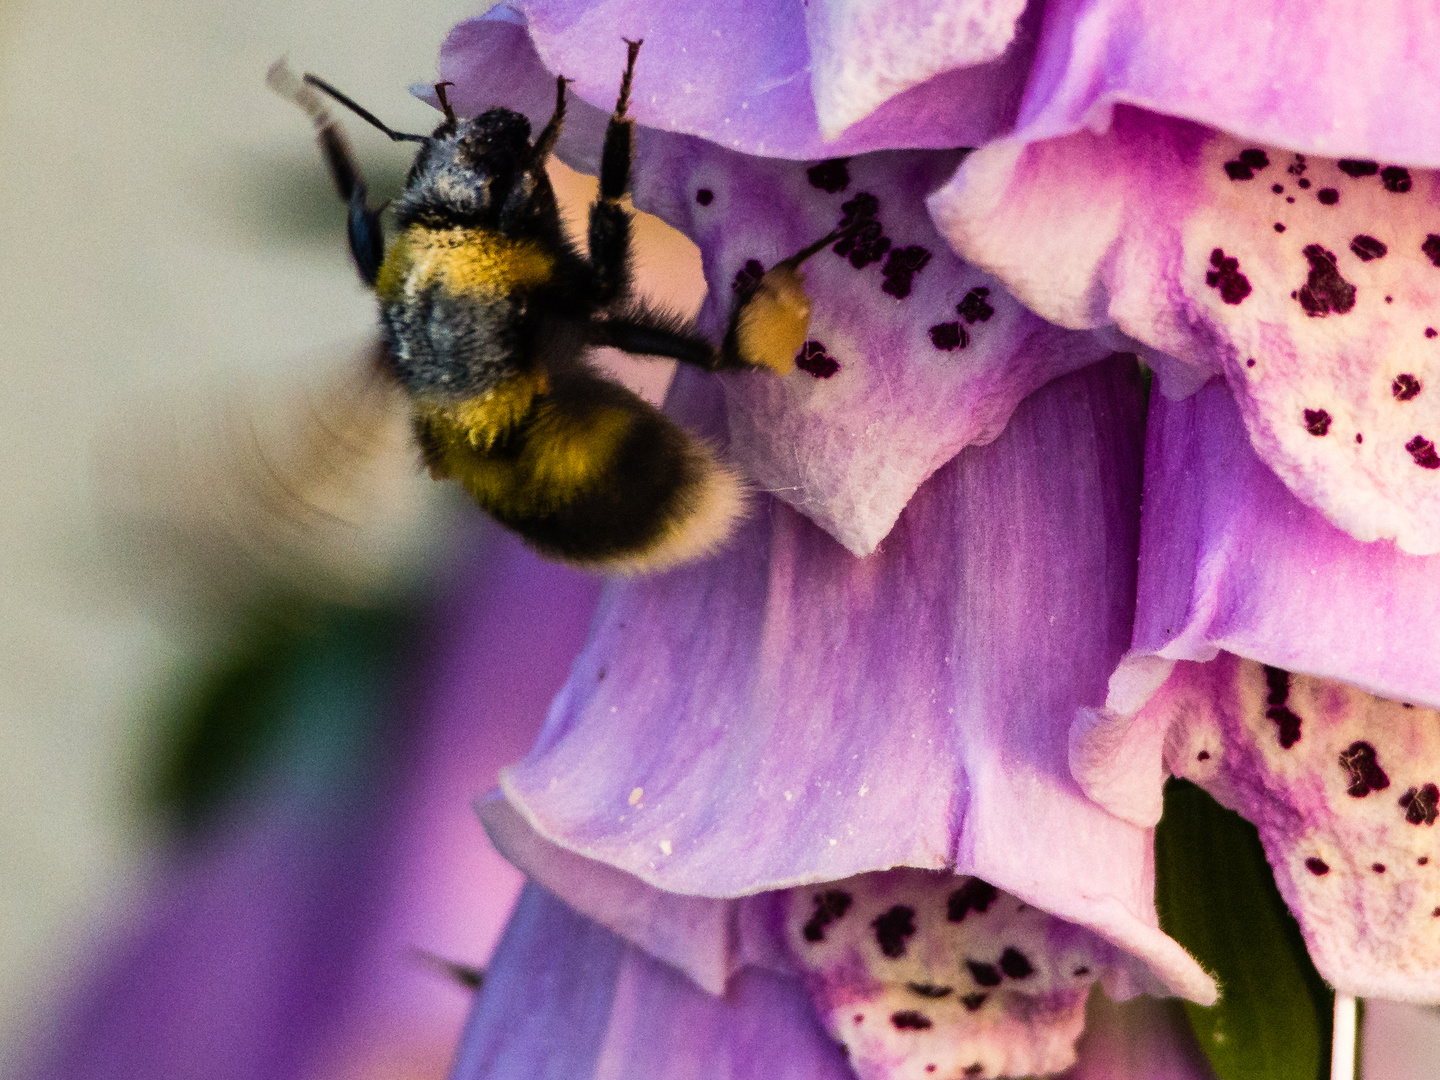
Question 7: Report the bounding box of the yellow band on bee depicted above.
[376,226,557,302]
[413,370,550,452]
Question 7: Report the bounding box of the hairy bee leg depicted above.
[531,75,569,163]
[587,40,643,305]
[587,304,722,370]
[267,61,388,286]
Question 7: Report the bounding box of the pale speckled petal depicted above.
[437,11,1114,553]
[450,884,1215,1080]
[932,110,1440,553]
[785,868,1125,1080]
[1156,655,1440,1002]
[486,358,1214,1004]
[438,2,1035,161]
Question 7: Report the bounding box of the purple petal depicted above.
[487,358,1214,1003]
[453,884,1214,1080]
[439,3,1034,160]
[1072,384,1440,999]
[449,883,853,1080]
[931,109,1440,553]
[1019,0,1440,163]
[437,12,1114,553]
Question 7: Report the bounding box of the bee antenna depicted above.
[301,73,429,144]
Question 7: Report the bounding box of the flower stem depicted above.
[1331,995,1357,1080]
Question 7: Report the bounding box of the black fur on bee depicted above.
[270,44,840,572]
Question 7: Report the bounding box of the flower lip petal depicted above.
[931,110,1440,553]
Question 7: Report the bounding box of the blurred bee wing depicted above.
[96,339,446,620]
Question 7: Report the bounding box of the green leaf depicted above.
[1155,778,1334,1080]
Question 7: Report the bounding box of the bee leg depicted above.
[586,39,642,306]
[587,302,720,370]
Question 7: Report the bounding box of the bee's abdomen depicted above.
[415,375,745,573]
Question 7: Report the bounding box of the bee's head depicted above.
[455,108,534,169]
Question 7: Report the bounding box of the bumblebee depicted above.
[269,43,836,573]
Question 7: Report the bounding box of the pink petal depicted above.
[441,2,1034,160]
[437,11,1114,553]
[1072,382,1440,1000]
[932,108,1440,553]
[485,358,1214,1004]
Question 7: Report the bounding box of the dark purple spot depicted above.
[1425,236,1440,268]
[964,1065,984,1078]
[1206,248,1252,305]
[929,322,966,351]
[1341,741,1391,797]
[1351,235,1388,261]
[834,192,890,269]
[957,286,995,324]
[806,158,850,193]
[597,668,605,681]
[881,245,931,299]
[1269,705,1303,747]
[948,879,998,922]
[1317,187,1339,205]
[1387,295,1394,302]
[1408,435,1440,469]
[1394,373,1423,400]
[966,960,1002,987]
[907,982,953,998]
[1428,329,1437,339]
[1198,750,1211,761]
[872,905,916,958]
[1401,783,1440,825]
[732,259,765,298]
[1288,155,1308,176]
[926,1067,936,1074]
[1357,433,1364,443]
[803,889,853,942]
[999,948,1034,979]
[1339,159,1380,177]
[1297,244,1356,317]
[1073,966,1091,976]
[1287,196,1296,203]
[1306,857,1330,876]
[1304,409,1332,437]
[1421,856,1431,866]
[795,340,839,379]
[890,1011,932,1031]
[854,1014,864,1023]
[1434,907,1440,917]
[1246,358,1257,368]
[1224,148,1270,180]
[961,993,988,1012]
[1298,178,1312,189]
[1374,863,1387,873]
[1272,183,1285,193]
[1382,166,1412,193]
[1275,222,1287,232]
[1263,665,1290,705]
[695,188,714,206]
